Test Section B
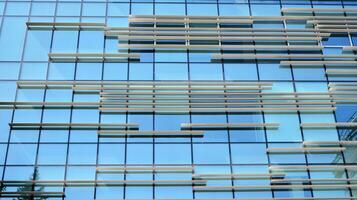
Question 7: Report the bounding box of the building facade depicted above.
[0,0,357,199]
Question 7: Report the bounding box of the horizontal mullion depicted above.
[0,102,336,109]
[0,180,206,187]
[118,35,322,41]
[93,198,357,200]
[26,22,106,30]
[110,31,330,37]
[0,191,64,198]
[100,92,355,95]
[193,184,357,191]
[269,165,357,172]
[17,81,272,88]
[97,130,204,138]
[99,107,336,113]
[110,26,357,33]
[129,18,254,24]
[300,122,357,128]
[99,102,335,106]
[73,86,271,91]
[271,178,357,183]
[48,53,140,62]
[180,123,279,129]
[307,20,357,25]
[96,166,194,174]
[8,123,139,130]
[281,60,357,66]
[212,54,357,60]
[303,141,357,146]
[101,97,338,101]
[281,8,357,13]
[266,147,345,154]
[118,44,324,50]
[129,14,357,21]
[109,27,322,32]
[326,69,357,75]
[192,173,285,180]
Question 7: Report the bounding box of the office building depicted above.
[0,0,357,199]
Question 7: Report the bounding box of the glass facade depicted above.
[0,0,357,199]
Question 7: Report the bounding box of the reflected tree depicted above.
[0,183,5,192]
[13,167,46,200]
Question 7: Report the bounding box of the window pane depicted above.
[188,4,217,15]
[155,3,186,15]
[103,63,127,80]
[21,63,47,80]
[57,3,81,16]
[129,63,153,80]
[82,3,106,16]
[98,144,125,164]
[126,144,153,164]
[0,63,20,80]
[31,2,56,16]
[24,30,52,61]
[224,63,257,80]
[108,3,129,16]
[155,144,191,164]
[0,17,27,61]
[68,144,97,164]
[7,144,37,165]
[190,64,223,80]
[219,4,250,16]
[131,3,153,15]
[231,144,268,164]
[76,63,102,80]
[78,31,104,53]
[38,144,67,164]
[52,31,78,53]
[193,144,230,164]
[155,63,188,80]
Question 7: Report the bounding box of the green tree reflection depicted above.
[13,167,46,200]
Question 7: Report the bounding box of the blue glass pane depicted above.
[251,4,281,16]
[231,144,268,164]
[258,63,292,80]
[108,3,130,16]
[193,144,230,164]
[126,144,153,164]
[56,3,81,16]
[0,63,20,80]
[20,63,48,80]
[224,63,258,80]
[131,3,154,15]
[24,31,52,61]
[155,4,186,15]
[155,144,191,164]
[190,64,223,80]
[0,110,12,142]
[76,63,103,80]
[31,3,56,16]
[5,2,30,15]
[68,144,97,164]
[0,17,27,61]
[98,144,125,164]
[323,34,350,46]
[219,4,250,16]
[155,63,188,80]
[82,3,106,16]
[37,144,67,164]
[129,63,153,80]
[7,144,37,165]
[52,31,78,53]
[188,4,218,15]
